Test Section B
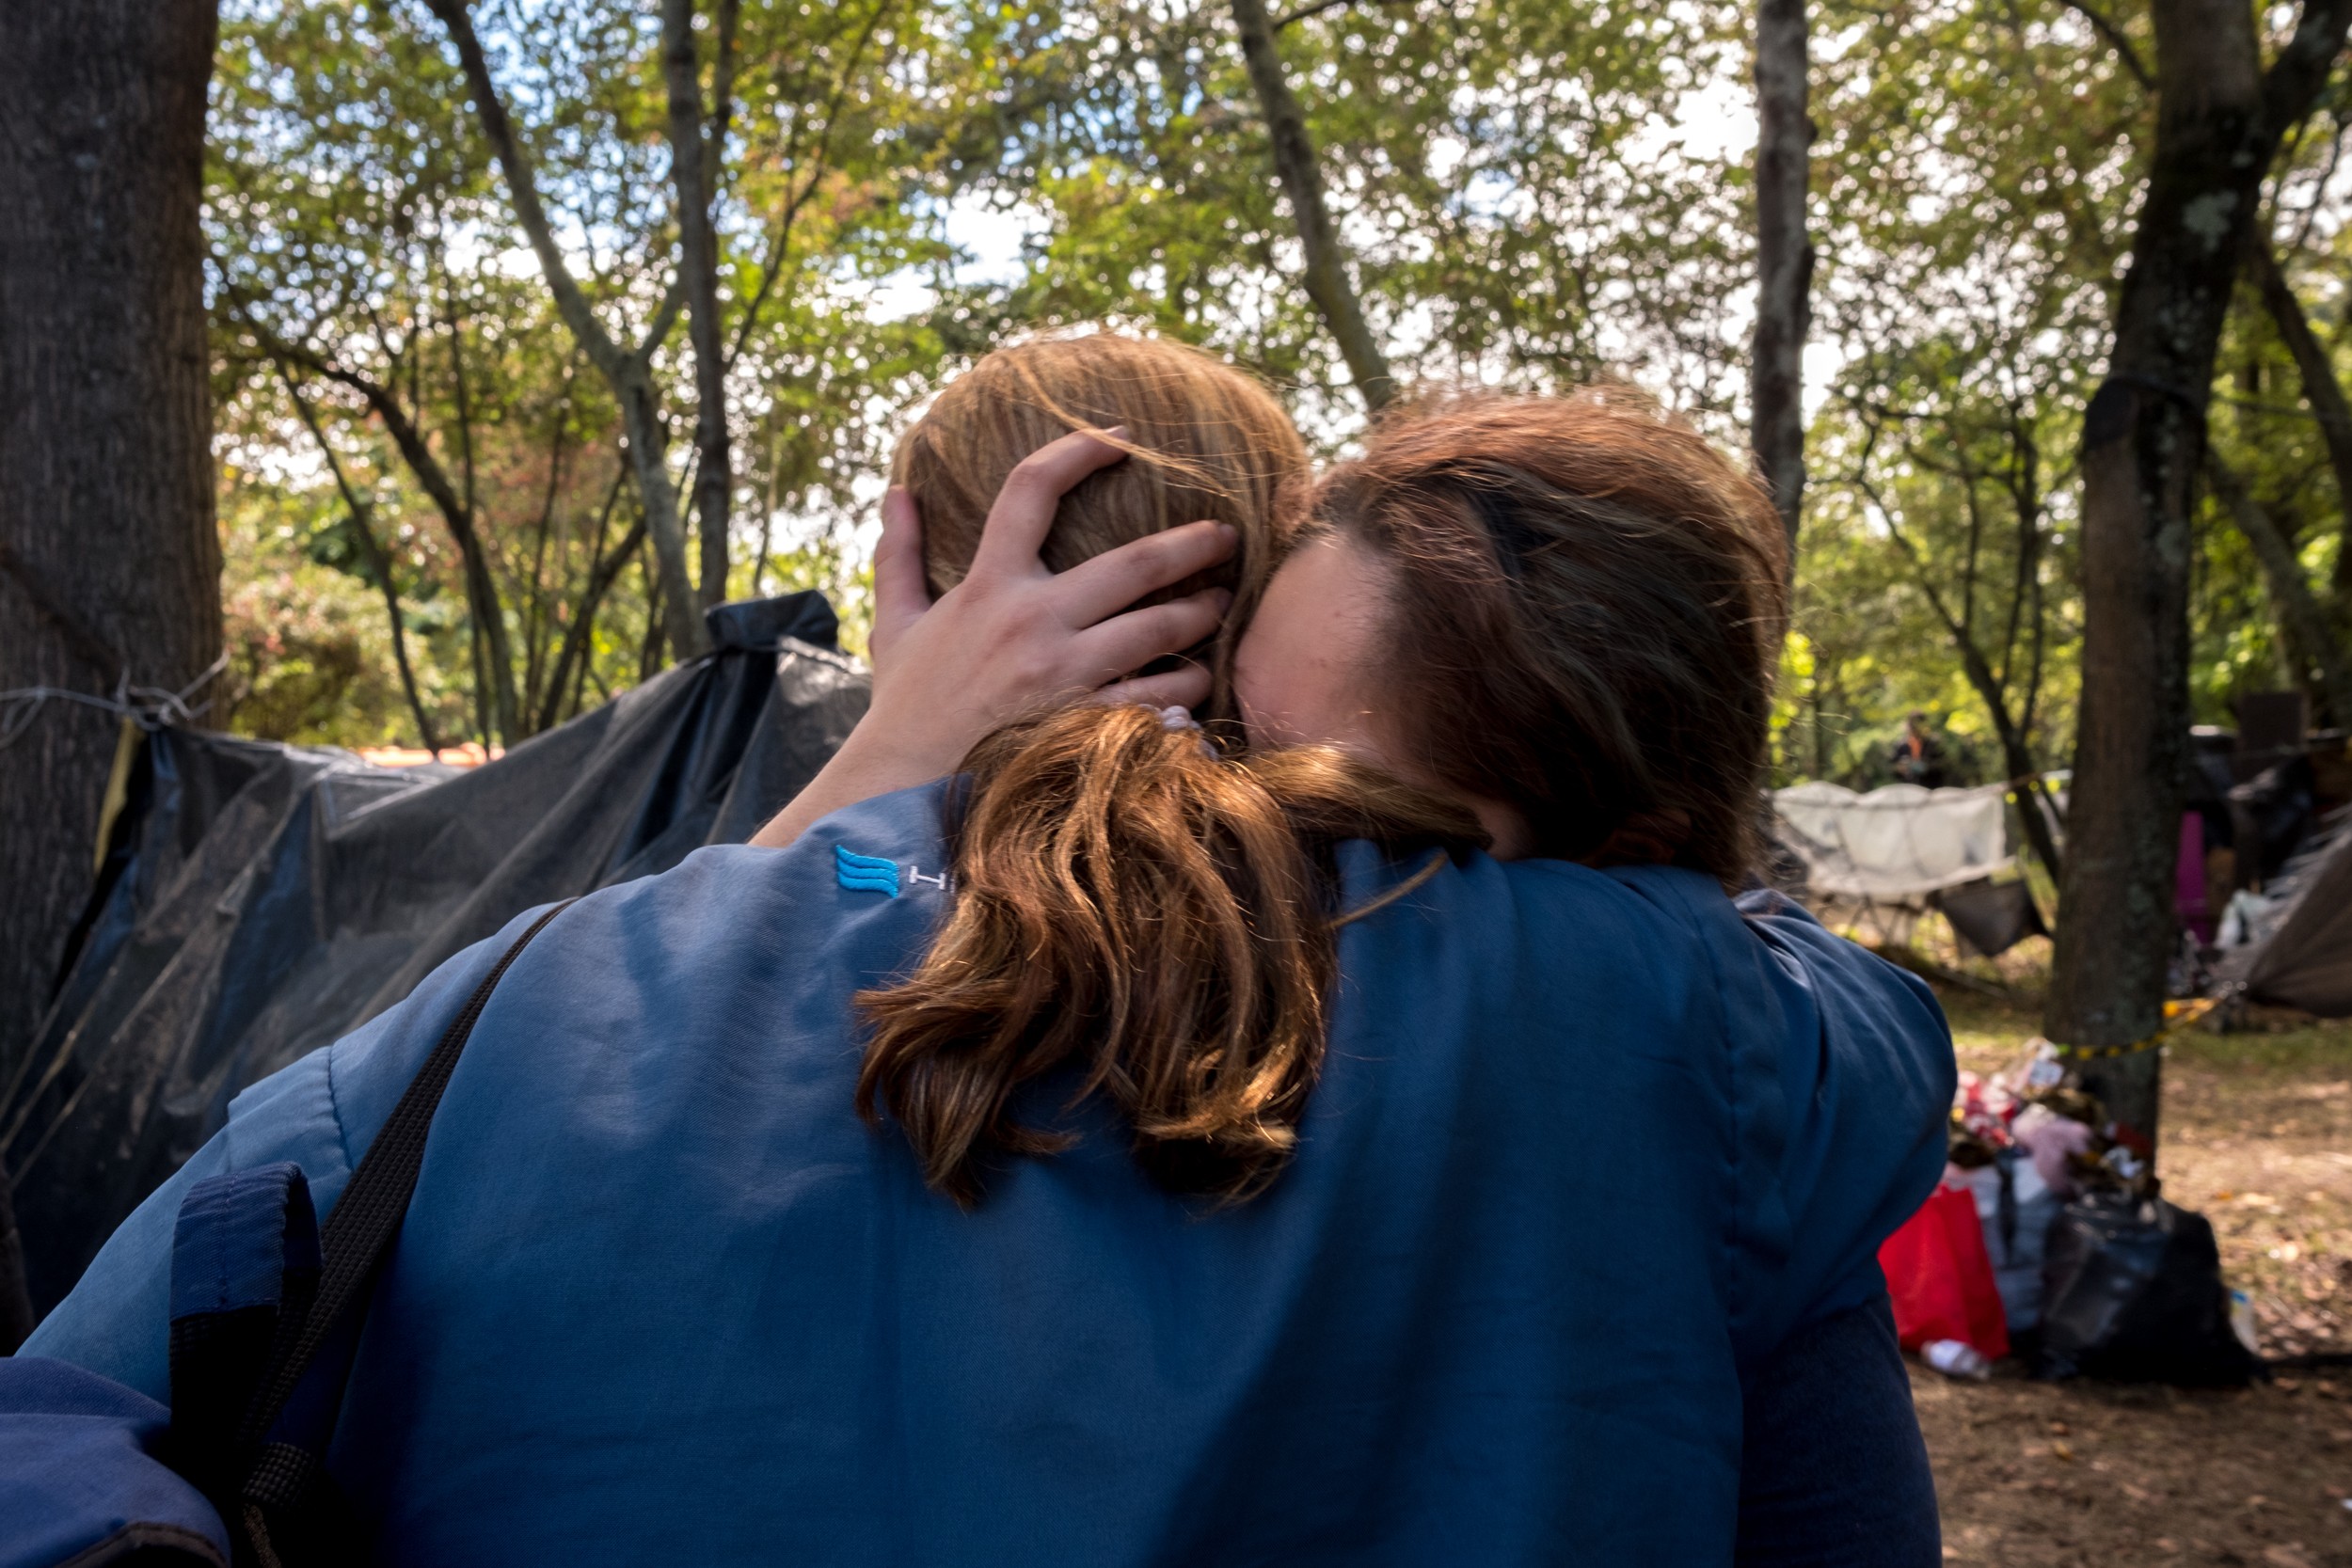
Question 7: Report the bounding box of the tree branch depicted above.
[240,310,520,741]
[2248,233,2352,602]
[275,362,444,752]
[2263,0,2352,143]
[2062,0,2153,87]
[541,478,643,732]
[725,0,895,372]
[420,0,707,657]
[2209,453,2352,724]
[1272,0,1406,27]
[421,0,626,376]
[1851,446,2064,879]
[1230,0,1395,409]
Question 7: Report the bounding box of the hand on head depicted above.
[751,429,1236,849]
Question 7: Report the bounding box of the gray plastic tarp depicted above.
[2215,808,2352,1015]
[0,593,866,1311]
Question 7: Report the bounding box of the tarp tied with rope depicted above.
[0,650,231,750]
[0,594,866,1312]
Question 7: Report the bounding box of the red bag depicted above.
[1877,1182,2010,1360]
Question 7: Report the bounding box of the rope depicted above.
[2056,991,2230,1060]
[0,650,229,750]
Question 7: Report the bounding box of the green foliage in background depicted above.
[205,0,2352,785]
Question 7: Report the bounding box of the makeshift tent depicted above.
[1774,781,2013,899]
[1772,780,2042,954]
[0,594,866,1311]
[2214,803,2352,1014]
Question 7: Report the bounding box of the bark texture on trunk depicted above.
[2043,0,2351,1153]
[1751,0,1813,549]
[0,0,223,1350]
[663,0,736,608]
[1230,0,1395,411]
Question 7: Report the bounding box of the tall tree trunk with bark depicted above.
[1231,0,1395,412]
[2044,0,2350,1154]
[1752,0,1813,550]
[0,0,223,1351]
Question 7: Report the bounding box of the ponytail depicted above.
[854,705,1486,1205]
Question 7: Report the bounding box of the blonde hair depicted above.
[892,333,1309,717]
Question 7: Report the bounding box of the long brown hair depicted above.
[856,708,1483,1205]
[1315,388,1788,878]
[858,388,1787,1204]
[894,332,1309,716]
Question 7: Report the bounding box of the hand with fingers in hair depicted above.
[751,428,1237,850]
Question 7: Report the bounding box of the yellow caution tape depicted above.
[2055,993,2226,1059]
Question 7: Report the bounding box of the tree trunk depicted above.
[1229,0,1395,411]
[1751,0,1813,550]
[663,0,735,609]
[2043,0,2350,1156]
[0,0,222,1350]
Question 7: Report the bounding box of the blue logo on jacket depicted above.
[834,845,902,897]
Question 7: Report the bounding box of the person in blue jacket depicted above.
[15,354,1952,1565]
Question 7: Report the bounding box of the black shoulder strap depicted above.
[234,901,574,1528]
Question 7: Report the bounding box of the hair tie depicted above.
[1154,705,1217,760]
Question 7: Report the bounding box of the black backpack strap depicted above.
[168,1162,321,1507]
[230,899,573,1560]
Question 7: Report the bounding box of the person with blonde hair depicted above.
[14,336,1949,1567]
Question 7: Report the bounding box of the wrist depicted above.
[746,719,963,850]
[829,711,968,793]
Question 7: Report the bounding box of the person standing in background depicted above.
[1891,711,1949,788]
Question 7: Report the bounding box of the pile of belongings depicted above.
[1773,781,2046,956]
[1877,1039,2262,1386]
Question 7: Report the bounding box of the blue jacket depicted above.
[24,783,1953,1565]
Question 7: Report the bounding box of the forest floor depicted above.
[1919,980,2352,1566]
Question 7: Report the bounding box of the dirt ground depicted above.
[1919,981,2352,1566]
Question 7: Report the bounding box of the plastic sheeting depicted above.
[1932,878,2047,960]
[2216,805,2352,1015]
[0,594,867,1312]
[1772,781,2013,900]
